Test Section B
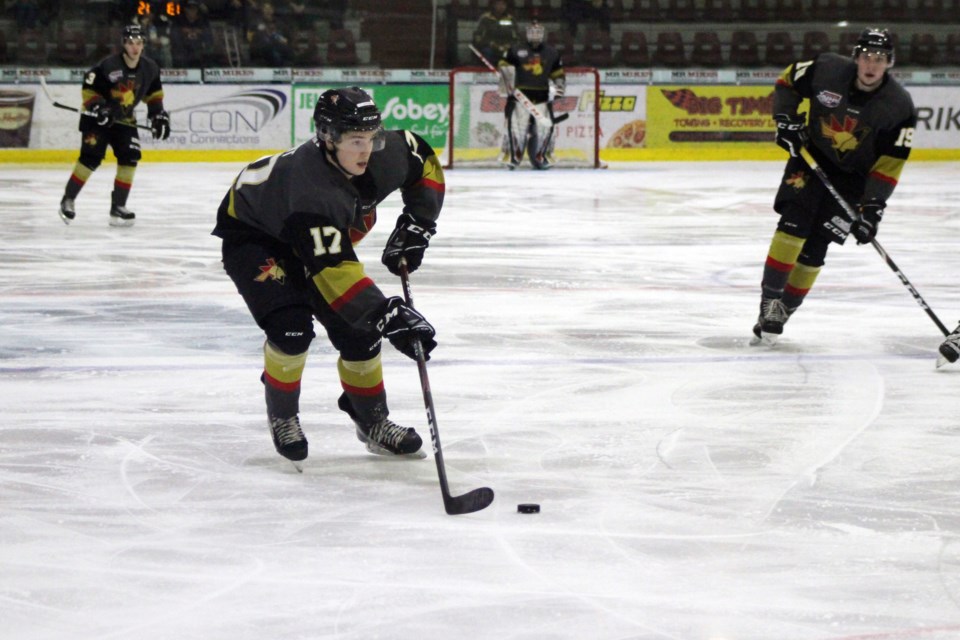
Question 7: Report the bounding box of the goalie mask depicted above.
[853,28,894,65]
[526,22,545,47]
[313,86,385,151]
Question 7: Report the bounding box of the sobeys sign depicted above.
[292,84,449,153]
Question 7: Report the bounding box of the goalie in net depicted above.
[448,34,601,169]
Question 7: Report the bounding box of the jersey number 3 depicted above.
[310,226,343,256]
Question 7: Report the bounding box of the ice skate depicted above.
[338,394,424,458]
[59,197,76,224]
[751,298,791,346]
[356,417,425,457]
[109,203,136,227]
[269,414,308,471]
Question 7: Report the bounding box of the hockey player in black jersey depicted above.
[753,28,917,345]
[58,24,171,227]
[212,87,444,468]
[498,20,566,169]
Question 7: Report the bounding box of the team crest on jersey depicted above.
[816,90,842,108]
[785,170,807,190]
[255,258,286,283]
[820,114,870,157]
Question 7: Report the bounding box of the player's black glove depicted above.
[774,113,808,158]
[378,296,437,361]
[381,213,436,276]
[90,102,115,128]
[851,200,884,244]
[150,111,171,140]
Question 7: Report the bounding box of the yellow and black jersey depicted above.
[80,53,164,132]
[775,52,916,203]
[501,43,564,104]
[214,130,445,331]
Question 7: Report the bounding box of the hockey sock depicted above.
[781,262,822,311]
[63,162,94,200]
[337,355,388,424]
[263,340,307,418]
[761,230,805,299]
[112,164,137,206]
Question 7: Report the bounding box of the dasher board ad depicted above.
[647,85,776,147]
[0,83,290,150]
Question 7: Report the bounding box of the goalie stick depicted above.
[799,146,950,342]
[39,76,153,132]
[399,259,494,516]
[468,44,569,127]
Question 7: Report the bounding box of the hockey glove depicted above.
[851,200,884,244]
[378,296,437,361]
[90,102,115,128]
[773,113,808,158]
[381,213,436,276]
[150,111,171,140]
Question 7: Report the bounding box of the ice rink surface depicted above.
[2,158,960,639]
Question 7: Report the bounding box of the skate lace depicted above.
[762,299,789,324]
[272,416,304,446]
[368,419,410,448]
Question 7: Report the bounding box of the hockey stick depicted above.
[468,44,569,126]
[38,76,153,132]
[799,146,949,337]
[399,259,495,515]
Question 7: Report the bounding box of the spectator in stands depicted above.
[140,11,173,68]
[319,0,347,31]
[223,0,254,37]
[276,0,308,35]
[9,0,41,29]
[171,0,214,67]
[472,0,519,63]
[249,1,293,66]
[562,0,610,38]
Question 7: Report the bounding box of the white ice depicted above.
[2,159,960,640]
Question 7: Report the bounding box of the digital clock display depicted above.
[136,2,182,17]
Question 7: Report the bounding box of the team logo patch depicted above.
[255,258,286,283]
[816,90,842,108]
[108,69,124,83]
[785,170,807,190]
[820,114,870,157]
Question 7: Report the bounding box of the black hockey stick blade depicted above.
[552,113,570,124]
[444,486,495,515]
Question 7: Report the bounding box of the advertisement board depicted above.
[646,85,776,148]
[0,83,291,151]
[290,84,450,153]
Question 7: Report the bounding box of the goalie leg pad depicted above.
[507,103,531,166]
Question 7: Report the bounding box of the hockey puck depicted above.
[517,503,540,514]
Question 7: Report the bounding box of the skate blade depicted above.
[936,354,950,369]
[365,442,427,459]
[760,332,780,346]
[287,459,304,473]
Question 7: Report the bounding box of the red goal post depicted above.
[446,66,602,169]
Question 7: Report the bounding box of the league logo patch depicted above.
[255,258,286,284]
[816,90,842,108]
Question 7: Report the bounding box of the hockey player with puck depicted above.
[212,87,443,468]
[58,24,171,227]
[753,28,917,345]
[498,20,566,170]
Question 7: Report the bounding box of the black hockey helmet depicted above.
[313,86,385,150]
[853,28,894,64]
[122,24,144,43]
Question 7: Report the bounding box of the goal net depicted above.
[447,66,601,169]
